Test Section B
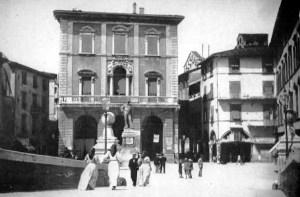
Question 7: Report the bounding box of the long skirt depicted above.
[138,164,151,186]
[108,160,119,187]
[78,163,98,190]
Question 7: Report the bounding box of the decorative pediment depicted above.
[144,71,163,79]
[112,25,130,32]
[80,26,95,33]
[145,28,160,35]
[77,69,96,77]
[107,60,133,76]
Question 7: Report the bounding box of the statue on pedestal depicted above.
[120,101,133,129]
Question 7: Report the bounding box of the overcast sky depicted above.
[0,0,281,74]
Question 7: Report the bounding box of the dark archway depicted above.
[141,116,163,159]
[74,115,97,159]
[113,66,126,95]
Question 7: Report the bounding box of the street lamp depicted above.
[102,98,110,153]
[279,90,294,158]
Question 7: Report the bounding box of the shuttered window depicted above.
[146,35,159,55]
[148,78,157,96]
[80,33,94,53]
[229,81,241,98]
[229,57,240,73]
[82,77,91,95]
[114,33,127,54]
[263,81,273,97]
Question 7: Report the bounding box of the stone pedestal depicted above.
[119,128,140,167]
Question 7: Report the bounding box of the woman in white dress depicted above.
[78,148,99,190]
[138,156,152,186]
[101,144,121,190]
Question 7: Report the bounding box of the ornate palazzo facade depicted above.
[54,9,184,160]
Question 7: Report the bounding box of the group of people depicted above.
[77,144,153,191]
[78,144,122,190]
[153,153,167,173]
[178,157,203,179]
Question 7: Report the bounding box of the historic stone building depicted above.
[54,7,184,160]
[179,34,277,162]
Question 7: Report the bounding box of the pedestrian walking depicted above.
[178,158,183,178]
[197,157,203,177]
[183,158,190,179]
[160,153,167,173]
[188,159,193,178]
[128,153,139,186]
[138,156,152,186]
[100,144,122,190]
[154,154,160,173]
[78,148,98,190]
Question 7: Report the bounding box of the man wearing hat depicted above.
[128,153,139,186]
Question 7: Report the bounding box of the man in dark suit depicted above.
[128,153,139,186]
[160,154,167,173]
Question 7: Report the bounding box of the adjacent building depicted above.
[179,34,277,162]
[54,6,184,160]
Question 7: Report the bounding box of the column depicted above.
[145,77,148,96]
[110,76,113,96]
[157,78,161,97]
[126,76,129,96]
[79,77,82,96]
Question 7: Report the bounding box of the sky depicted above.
[0,0,281,74]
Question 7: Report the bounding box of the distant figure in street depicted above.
[100,144,122,190]
[154,154,161,173]
[178,158,183,178]
[120,101,132,129]
[197,157,203,177]
[78,148,98,190]
[160,153,167,173]
[183,158,190,179]
[128,153,139,186]
[188,159,193,178]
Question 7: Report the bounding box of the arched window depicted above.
[145,71,162,96]
[113,66,126,95]
[79,26,95,54]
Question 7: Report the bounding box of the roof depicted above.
[237,33,268,43]
[53,10,184,25]
[9,61,57,79]
[200,47,273,65]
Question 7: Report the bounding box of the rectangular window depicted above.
[263,104,273,120]
[229,81,241,98]
[229,57,240,73]
[262,56,273,73]
[146,35,159,56]
[80,33,94,54]
[210,105,214,123]
[33,75,38,88]
[43,79,48,91]
[210,83,213,99]
[230,104,241,121]
[148,78,157,96]
[22,91,27,110]
[82,77,91,95]
[114,33,127,54]
[32,114,38,135]
[263,81,274,97]
[32,93,37,108]
[22,71,27,85]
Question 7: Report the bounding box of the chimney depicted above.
[133,2,137,14]
[139,7,144,14]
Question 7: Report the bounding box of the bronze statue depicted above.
[120,101,132,129]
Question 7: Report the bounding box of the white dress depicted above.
[101,151,121,187]
[77,157,98,190]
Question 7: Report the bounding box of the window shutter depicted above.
[81,34,93,53]
[147,36,158,55]
[229,81,241,98]
[114,34,126,54]
[148,78,157,96]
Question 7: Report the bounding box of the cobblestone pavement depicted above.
[0,162,285,197]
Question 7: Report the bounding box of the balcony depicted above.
[219,94,276,102]
[59,95,178,108]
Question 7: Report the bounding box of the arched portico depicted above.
[141,115,163,159]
